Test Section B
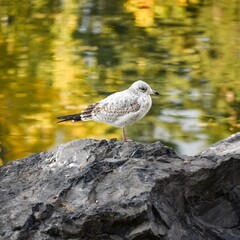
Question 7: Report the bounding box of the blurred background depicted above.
[0,0,239,165]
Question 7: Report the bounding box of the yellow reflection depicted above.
[125,0,202,27]
[57,122,119,144]
[137,57,147,75]
[179,0,201,6]
[125,0,154,27]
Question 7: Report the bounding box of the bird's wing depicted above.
[80,102,100,120]
[57,90,141,124]
[88,90,140,122]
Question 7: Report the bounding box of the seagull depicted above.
[57,80,159,141]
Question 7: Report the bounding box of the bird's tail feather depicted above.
[57,113,82,123]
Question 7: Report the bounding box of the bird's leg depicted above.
[122,127,127,142]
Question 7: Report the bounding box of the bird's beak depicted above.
[151,89,160,95]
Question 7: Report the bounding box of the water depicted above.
[0,0,239,165]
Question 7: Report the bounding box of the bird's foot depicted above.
[122,138,133,142]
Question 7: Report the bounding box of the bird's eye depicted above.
[139,87,147,92]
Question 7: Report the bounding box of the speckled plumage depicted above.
[57,80,159,141]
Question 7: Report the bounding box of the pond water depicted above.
[0,0,239,164]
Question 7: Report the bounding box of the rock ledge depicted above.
[1,134,240,240]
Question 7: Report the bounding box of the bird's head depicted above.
[129,80,159,96]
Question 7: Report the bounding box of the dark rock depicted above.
[0,133,240,240]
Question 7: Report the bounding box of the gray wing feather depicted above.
[91,91,140,121]
[80,102,99,120]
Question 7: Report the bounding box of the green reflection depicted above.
[0,0,239,164]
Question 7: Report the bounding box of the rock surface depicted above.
[0,133,240,240]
